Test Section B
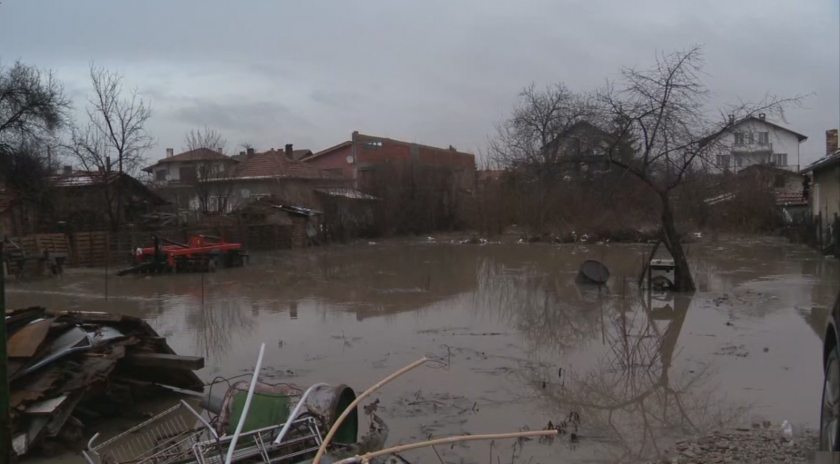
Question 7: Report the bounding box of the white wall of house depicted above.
[151,160,234,183]
[812,165,840,220]
[715,119,801,172]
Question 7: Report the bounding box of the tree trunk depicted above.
[660,193,695,292]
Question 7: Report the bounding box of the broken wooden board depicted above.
[124,353,204,370]
[24,395,68,415]
[8,318,55,358]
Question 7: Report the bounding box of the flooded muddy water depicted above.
[11,237,840,464]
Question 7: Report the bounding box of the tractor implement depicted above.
[117,234,248,276]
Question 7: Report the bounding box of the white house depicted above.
[712,114,808,173]
[142,148,240,212]
[143,148,238,184]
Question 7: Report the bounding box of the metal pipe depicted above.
[224,343,265,464]
[272,383,329,445]
[180,400,219,440]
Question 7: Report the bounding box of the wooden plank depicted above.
[8,318,55,357]
[124,353,205,370]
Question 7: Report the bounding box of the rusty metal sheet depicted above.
[8,318,55,358]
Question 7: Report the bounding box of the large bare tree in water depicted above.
[494,46,803,291]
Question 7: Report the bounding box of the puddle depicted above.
[12,237,839,463]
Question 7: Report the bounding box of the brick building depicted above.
[301,132,476,193]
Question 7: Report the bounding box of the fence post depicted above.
[0,243,11,463]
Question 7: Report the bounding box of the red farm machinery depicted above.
[117,235,248,276]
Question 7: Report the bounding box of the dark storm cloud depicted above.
[0,0,836,162]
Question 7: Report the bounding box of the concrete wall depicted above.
[812,165,840,221]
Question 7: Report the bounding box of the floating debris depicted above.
[576,260,610,285]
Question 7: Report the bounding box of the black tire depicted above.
[208,256,220,272]
[820,344,840,451]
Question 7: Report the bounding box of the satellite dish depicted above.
[241,189,250,199]
[346,155,354,164]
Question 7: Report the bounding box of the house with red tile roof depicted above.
[146,145,350,216]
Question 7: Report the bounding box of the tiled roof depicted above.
[774,189,808,206]
[232,149,312,162]
[53,171,120,188]
[234,150,338,179]
[143,148,234,172]
[302,141,352,162]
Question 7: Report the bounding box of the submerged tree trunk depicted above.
[660,192,695,292]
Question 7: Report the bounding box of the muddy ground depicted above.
[10,236,839,464]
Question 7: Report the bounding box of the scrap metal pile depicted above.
[6,307,204,458]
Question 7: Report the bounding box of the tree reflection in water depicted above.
[530,288,746,462]
[474,259,747,463]
[185,297,256,360]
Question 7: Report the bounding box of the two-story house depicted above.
[142,148,240,212]
[713,114,808,173]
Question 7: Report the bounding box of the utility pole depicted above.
[0,242,11,462]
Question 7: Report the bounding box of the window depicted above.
[774,175,786,188]
[362,140,383,149]
[155,169,167,181]
[179,166,197,183]
[773,153,787,167]
[758,132,769,145]
[735,157,743,168]
[734,133,745,146]
[715,154,730,168]
[208,197,218,212]
[746,132,754,145]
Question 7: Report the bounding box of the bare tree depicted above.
[65,63,154,230]
[183,126,235,213]
[494,46,803,291]
[589,46,803,291]
[0,60,71,234]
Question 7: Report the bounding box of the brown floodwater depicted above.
[10,236,840,464]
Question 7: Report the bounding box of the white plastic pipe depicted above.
[272,382,330,445]
[224,343,266,464]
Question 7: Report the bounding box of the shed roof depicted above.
[801,150,840,174]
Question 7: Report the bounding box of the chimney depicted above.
[62,165,72,175]
[239,151,246,156]
[728,115,735,124]
[105,156,111,172]
[166,148,174,158]
[246,147,255,158]
[827,129,839,155]
[758,113,766,120]
[285,144,293,159]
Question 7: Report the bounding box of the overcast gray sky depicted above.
[1,0,838,167]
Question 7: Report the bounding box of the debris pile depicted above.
[6,307,204,458]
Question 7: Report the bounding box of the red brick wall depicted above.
[355,134,412,165]
[303,145,355,180]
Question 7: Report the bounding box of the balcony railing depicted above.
[731,142,773,154]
